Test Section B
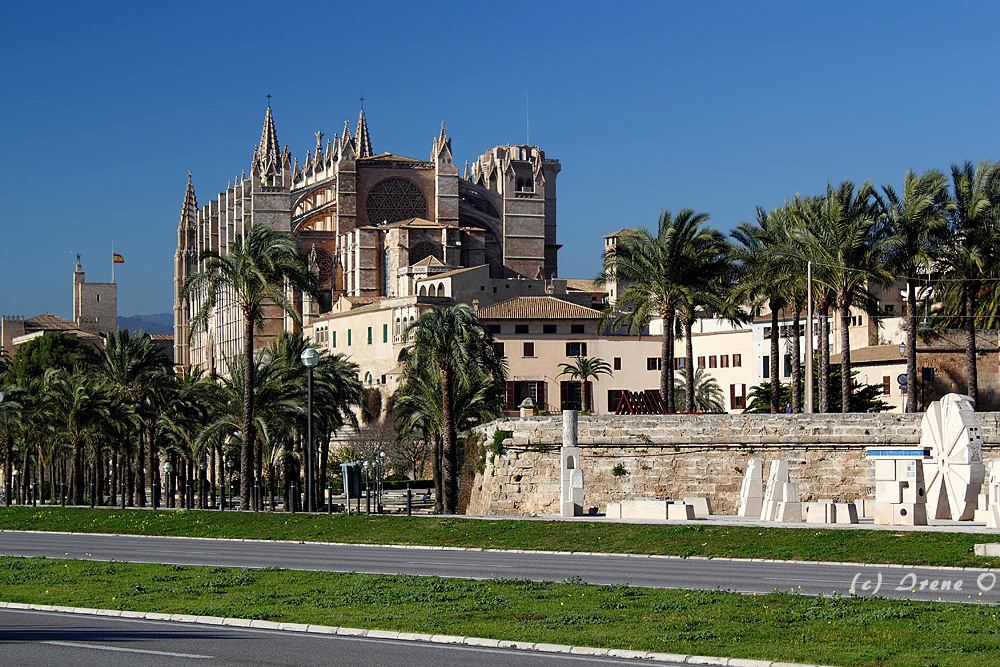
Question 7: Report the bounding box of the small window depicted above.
[647,357,661,371]
[697,356,706,368]
[493,287,497,293]
[608,389,624,413]
[733,354,742,367]
[763,355,770,379]
[96,294,100,302]
[882,375,891,395]
[480,286,485,291]
[515,324,529,335]
[783,354,792,378]
[487,324,501,334]
[543,324,557,334]
[380,374,387,385]
[383,323,388,343]
[613,357,621,371]
[763,326,772,340]
[332,331,337,348]
[523,342,535,357]
[884,304,895,315]
[566,342,587,357]
[570,324,585,334]
[348,330,352,346]
[720,355,729,368]
[709,355,717,369]
[367,327,373,345]
[494,342,505,358]
[730,383,746,410]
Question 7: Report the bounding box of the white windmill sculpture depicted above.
[921,393,986,520]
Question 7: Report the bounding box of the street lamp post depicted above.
[12,469,19,505]
[163,461,174,509]
[226,460,235,509]
[378,451,385,513]
[300,348,320,513]
[363,460,371,514]
[200,460,208,509]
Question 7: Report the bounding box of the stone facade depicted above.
[467,413,1000,516]
[175,106,560,373]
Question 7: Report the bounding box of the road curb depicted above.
[0,600,836,666]
[1,528,994,574]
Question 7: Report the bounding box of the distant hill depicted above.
[117,313,172,335]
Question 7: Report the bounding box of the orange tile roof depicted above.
[830,345,907,364]
[476,296,603,320]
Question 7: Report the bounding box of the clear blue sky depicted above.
[2,1,999,319]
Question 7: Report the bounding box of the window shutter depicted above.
[537,381,547,411]
[560,381,569,409]
[565,342,572,356]
[730,384,736,409]
[506,381,516,410]
[582,342,588,357]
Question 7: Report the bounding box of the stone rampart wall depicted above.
[466,413,1000,516]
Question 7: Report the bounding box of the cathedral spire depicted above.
[356,108,373,158]
[252,104,282,180]
[180,171,198,228]
[463,160,470,180]
[439,121,447,143]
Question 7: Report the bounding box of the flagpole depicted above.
[112,241,115,283]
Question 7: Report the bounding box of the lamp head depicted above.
[300,347,320,368]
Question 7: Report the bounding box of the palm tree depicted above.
[597,209,716,412]
[397,305,505,514]
[183,223,318,510]
[673,367,726,413]
[43,366,111,504]
[101,330,173,507]
[731,206,797,413]
[880,169,950,413]
[936,161,1000,408]
[557,356,612,413]
[792,182,892,412]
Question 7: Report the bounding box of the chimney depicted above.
[472,299,480,312]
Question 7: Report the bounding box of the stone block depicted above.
[855,498,874,518]
[892,502,927,526]
[804,502,835,524]
[667,504,695,520]
[620,499,669,520]
[876,480,904,504]
[738,496,763,517]
[901,481,926,504]
[781,482,799,503]
[834,503,859,524]
[875,459,896,480]
[683,496,713,517]
[605,502,621,519]
[873,502,895,525]
[776,502,802,523]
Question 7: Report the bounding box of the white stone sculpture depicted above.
[974,460,1000,528]
[737,459,764,517]
[560,410,583,517]
[872,456,927,526]
[922,394,986,520]
[760,459,801,523]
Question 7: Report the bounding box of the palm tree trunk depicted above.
[660,309,675,412]
[818,298,830,413]
[791,306,802,413]
[769,300,780,413]
[242,312,256,510]
[684,318,695,412]
[840,296,852,413]
[965,286,979,408]
[432,433,443,514]
[110,445,118,507]
[906,277,918,413]
[148,422,158,509]
[440,365,458,514]
[73,439,84,505]
[135,434,146,507]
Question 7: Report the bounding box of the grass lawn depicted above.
[2,506,999,568]
[2,556,998,667]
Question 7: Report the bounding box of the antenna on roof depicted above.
[526,91,530,146]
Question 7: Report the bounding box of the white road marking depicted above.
[42,640,213,659]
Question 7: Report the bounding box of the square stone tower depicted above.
[73,256,117,336]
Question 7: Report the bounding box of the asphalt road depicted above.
[2,530,995,604]
[0,608,675,667]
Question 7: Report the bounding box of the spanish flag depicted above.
[113,253,125,263]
